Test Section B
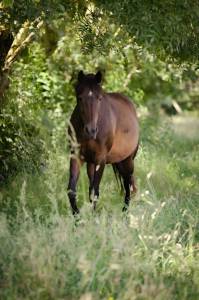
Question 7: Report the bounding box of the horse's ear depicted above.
[95,71,102,84]
[78,70,84,82]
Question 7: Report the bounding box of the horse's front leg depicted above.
[87,163,95,203]
[67,157,82,215]
[87,163,105,210]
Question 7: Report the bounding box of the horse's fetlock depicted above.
[68,189,76,198]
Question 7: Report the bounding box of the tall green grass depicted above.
[0,115,199,300]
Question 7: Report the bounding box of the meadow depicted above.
[0,111,198,300]
[1,5,199,298]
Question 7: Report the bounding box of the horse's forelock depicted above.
[76,74,101,95]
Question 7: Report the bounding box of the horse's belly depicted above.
[106,131,138,163]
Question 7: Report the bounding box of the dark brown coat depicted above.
[68,71,139,214]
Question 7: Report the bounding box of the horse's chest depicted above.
[80,140,107,164]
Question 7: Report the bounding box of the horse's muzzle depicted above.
[84,125,98,139]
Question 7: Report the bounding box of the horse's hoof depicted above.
[122,206,128,212]
[72,208,80,216]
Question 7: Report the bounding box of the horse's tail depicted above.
[112,164,124,194]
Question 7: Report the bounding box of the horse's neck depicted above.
[99,93,110,119]
[98,93,116,134]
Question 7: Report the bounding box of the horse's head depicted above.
[75,70,103,139]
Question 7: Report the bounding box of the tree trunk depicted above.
[0,30,13,102]
[0,71,10,102]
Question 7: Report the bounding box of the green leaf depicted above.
[2,0,14,8]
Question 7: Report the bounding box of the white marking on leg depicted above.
[96,165,100,171]
[93,195,98,203]
[88,90,93,97]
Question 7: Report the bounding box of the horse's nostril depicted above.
[85,126,89,134]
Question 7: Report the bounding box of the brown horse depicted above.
[67,71,139,214]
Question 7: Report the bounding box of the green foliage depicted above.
[1,18,199,179]
[0,42,70,179]
[0,109,44,179]
[94,0,199,62]
[0,0,77,31]
[2,0,199,63]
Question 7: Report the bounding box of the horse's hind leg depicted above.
[130,175,137,194]
[87,163,105,210]
[114,155,136,211]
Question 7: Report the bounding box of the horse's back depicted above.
[106,92,139,163]
[107,92,137,115]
